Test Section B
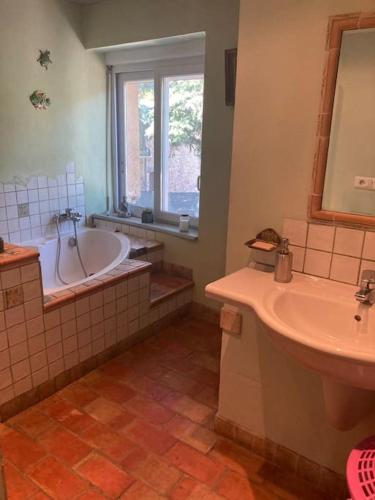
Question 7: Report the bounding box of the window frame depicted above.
[115,56,205,227]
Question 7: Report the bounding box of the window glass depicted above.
[124,79,154,208]
[161,75,204,218]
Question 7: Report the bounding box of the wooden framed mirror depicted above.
[310,13,375,227]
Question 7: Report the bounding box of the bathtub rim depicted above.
[22,227,131,295]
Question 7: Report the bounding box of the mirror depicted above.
[310,14,375,227]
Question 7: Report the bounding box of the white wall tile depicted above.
[330,254,360,285]
[334,227,364,258]
[282,218,308,247]
[307,224,335,252]
[303,249,331,278]
[363,232,375,261]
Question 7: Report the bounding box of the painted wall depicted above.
[223,0,375,474]
[323,29,375,216]
[82,0,240,307]
[0,0,107,214]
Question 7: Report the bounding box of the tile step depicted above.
[150,272,194,306]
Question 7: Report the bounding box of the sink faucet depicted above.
[355,270,375,305]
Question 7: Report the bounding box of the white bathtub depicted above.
[23,228,131,295]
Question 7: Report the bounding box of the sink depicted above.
[206,267,375,429]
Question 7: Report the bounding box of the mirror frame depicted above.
[310,12,375,227]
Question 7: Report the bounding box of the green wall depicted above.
[0,0,107,214]
[83,0,240,306]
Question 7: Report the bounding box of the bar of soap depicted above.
[251,241,276,251]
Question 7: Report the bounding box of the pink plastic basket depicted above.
[347,436,375,499]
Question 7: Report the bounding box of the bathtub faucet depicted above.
[58,208,82,223]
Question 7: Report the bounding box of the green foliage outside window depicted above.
[139,78,204,155]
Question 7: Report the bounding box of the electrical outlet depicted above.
[354,176,375,191]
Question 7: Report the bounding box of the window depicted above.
[116,60,204,225]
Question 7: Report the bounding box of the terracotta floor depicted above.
[0,316,324,500]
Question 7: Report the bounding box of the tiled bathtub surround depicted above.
[0,163,85,244]
[0,242,193,418]
[282,218,375,285]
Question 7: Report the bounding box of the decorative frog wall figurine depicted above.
[29,90,51,110]
[37,50,52,70]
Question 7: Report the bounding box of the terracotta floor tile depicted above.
[259,463,323,500]
[120,480,164,499]
[163,394,214,424]
[164,415,217,454]
[107,409,135,431]
[80,422,135,463]
[37,426,91,467]
[170,476,200,500]
[165,442,224,486]
[59,382,98,407]
[29,491,51,500]
[8,409,54,439]
[159,370,199,394]
[0,429,46,472]
[209,439,265,479]
[100,361,136,382]
[76,490,108,500]
[128,375,176,401]
[125,396,175,425]
[127,453,181,495]
[84,397,123,423]
[89,378,136,404]
[121,445,149,472]
[76,453,134,498]
[124,419,176,455]
[216,469,265,499]
[1,316,327,500]
[190,367,219,389]
[134,362,168,380]
[188,483,224,500]
[193,385,219,409]
[29,456,87,499]
[3,462,40,500]
[190,351,220,373]
[40,398,97,434]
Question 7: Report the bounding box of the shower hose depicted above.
[55,218,88,285]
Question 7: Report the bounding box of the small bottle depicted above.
[0,237,4,253]
[179,214,190,233]
[274,238,293,283]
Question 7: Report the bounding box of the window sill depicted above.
[92,214,199,241]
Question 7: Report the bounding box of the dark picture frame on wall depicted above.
[225,48,237,106]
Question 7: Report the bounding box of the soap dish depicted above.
[245,228,281,252]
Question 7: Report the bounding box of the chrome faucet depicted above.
[58,208,82,223]
[355,270,375,305]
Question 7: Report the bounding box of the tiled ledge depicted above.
[93,214,199,241]
[0,243,39,269]
[43,260,152,311]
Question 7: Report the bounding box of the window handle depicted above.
[197,175,201,192]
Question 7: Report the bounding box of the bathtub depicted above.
[23,228,131,295]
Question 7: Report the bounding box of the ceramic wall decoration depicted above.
[37,49,52,70]
[29,90,51,110]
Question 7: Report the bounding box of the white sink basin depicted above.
[206,267,375,429]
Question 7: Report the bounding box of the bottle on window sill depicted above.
[179,214,190,233]
[117,196,131,218]
[141,209,154,224]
